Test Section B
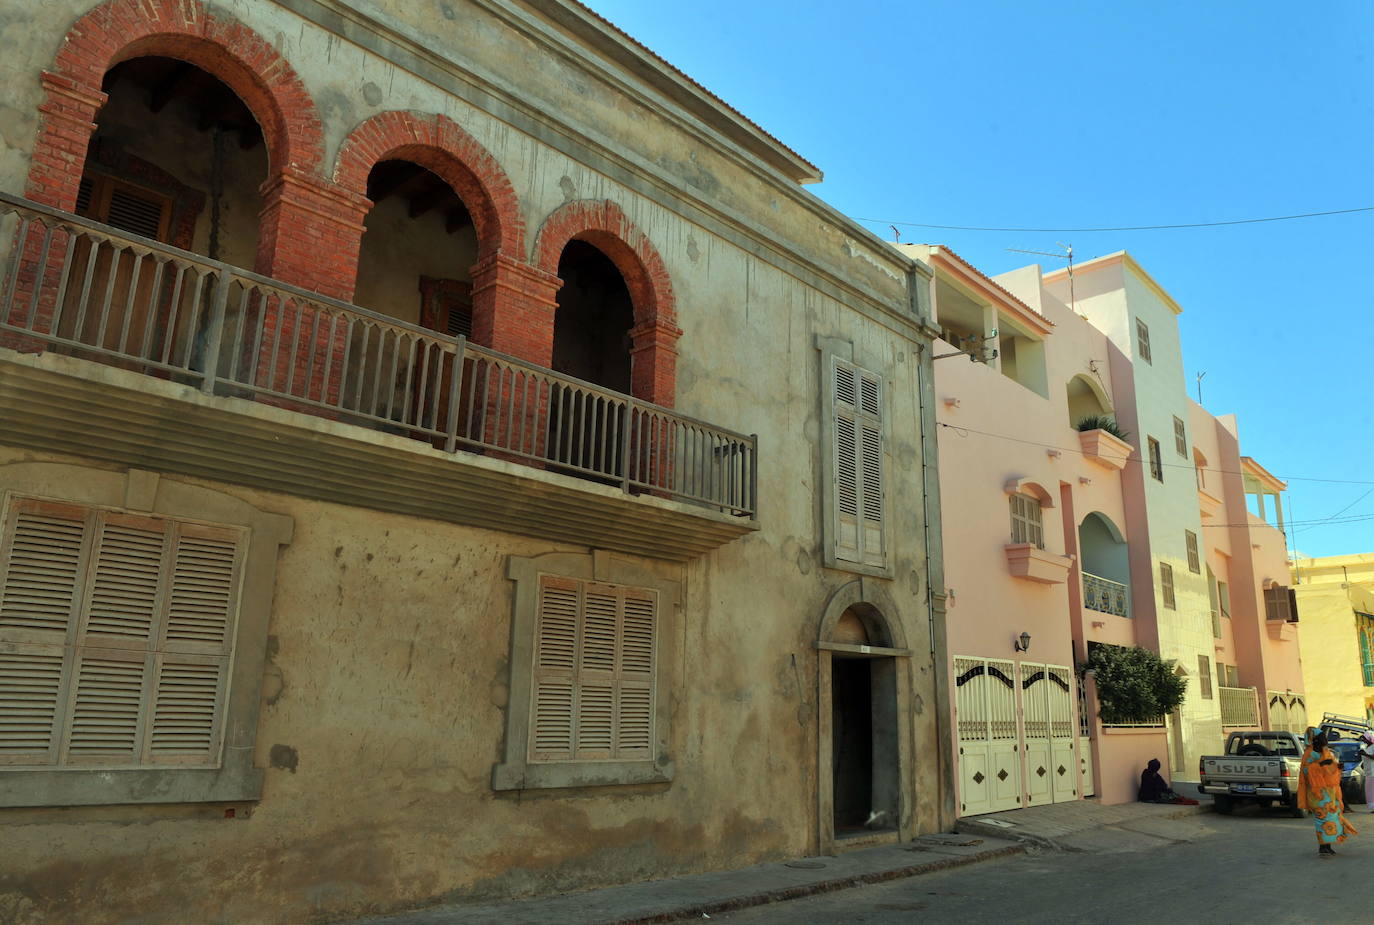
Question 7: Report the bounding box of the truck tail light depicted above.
[1280,764,1291,778]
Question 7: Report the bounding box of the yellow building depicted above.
[1291,554,1374,722]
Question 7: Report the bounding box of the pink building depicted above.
[904,246,1304,812]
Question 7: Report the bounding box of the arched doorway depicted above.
[816,581,912,852]
[546,239,635,477]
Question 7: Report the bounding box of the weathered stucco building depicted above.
[0,1,950,922]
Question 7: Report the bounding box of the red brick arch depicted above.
[26,0,324,211]
[333,111,525,263]
[533,200,680,406]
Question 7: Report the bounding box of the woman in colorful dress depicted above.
[1360,731,1374,812]
[1299,727,1357,857]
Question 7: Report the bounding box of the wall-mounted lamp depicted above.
[1013,631,1032,653]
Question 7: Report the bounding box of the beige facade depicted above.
[1291,555,1374,723]
[0,2,950,923]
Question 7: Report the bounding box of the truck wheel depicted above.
[1288,797,1304,819]
[1213,795,1233,815]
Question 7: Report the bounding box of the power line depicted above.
[855,205,1374,234]
[936,421,1374,485]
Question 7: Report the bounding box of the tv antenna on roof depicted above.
[1007,242,1075,313]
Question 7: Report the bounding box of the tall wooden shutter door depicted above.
[149,525,239,764]
[832,360,862,562]
[576,585,618,759]
[857,370,885,566]
[530,577,579,762]
[617,589,656,759]
[0,502,90,765]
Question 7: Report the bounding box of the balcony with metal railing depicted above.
[0,192,757,560]
[1219,685,1261,728]
[1082,572,1129,617]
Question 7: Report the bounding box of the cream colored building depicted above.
[1291,554,1374,722]
[0,2,951,922]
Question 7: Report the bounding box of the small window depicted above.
[1185,531,1201,574]
[75,174,172,243]
[1226,664,1240,687]
[1147,438,1164,482]
[1218,580,1231,617]
[1216,661,1225,693]
[1160,562,1176,610]
[1009,493,1045,550]
[1264,585,1299,623]
[1198,655,1213,699]
[1173,416,1187,457]
[1207,566,1221,638]
[1136,319,1152,364]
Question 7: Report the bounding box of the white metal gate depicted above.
[1078,677,1095,797]
[956,657,1078,815]
[954,657,1022,815]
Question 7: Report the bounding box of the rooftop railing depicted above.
[0,192,757,518]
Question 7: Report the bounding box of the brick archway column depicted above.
[628,320,680,408]
[253,168,373,405]
[2,73,110,352]
[470,253,562,366]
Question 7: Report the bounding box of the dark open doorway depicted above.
[831,654,900,839]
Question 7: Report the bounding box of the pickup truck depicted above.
[1198,730,1305,816]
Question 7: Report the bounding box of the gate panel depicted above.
[1077,675,1095,797]
[987,659,1022,810]
[1047,664,1078,803]
[1020,662,1052,806]
[954,656,1022,815]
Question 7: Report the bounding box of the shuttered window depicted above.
[1147,437,1164,482]
[1159,562,1176,610]
[0,498,243,769]
[74,175,171,243]
[1173,416,1188,458]
[1198,655,1213,699]
[832,358,885,567]
[1207,566,1221,638]
[529,576,656,764]
[1136,319,1152,364]
[1185,530,1200,574]
[1009,494,1044,549]
[1264,584,1299,623]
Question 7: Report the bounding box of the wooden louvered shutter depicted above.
[76,175,171,243]
[0,499,242,770]
[856,370,885,566]
[530,577,657,764]
[531,577,579,762]
[617,589,655,760]
[832,360,862,563]
[832,358,885,566]
[0,501,90,765]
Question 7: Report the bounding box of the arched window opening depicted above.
[89,57,267,262]
[46,56,270,370]
[545,240,635,478]
[1066,373,1111,430]
[354,159,478,332]
[1079,512,1129,617]
[553,240,635,392]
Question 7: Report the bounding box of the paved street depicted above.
[715,804,1374,925]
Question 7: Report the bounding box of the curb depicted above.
[600,844,1025,925]
[954,802,1213,852]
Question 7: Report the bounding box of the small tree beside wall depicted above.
[1081,644,1187,725]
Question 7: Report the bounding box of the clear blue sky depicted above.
[582,0,1374,558]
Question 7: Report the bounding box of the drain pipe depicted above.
[908,256,957,830]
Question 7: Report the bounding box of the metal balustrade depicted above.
[1219,685,1260,728]
[0,192,757,518]
[1082,572,1129,617]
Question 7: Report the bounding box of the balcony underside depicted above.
[0,350,756,561]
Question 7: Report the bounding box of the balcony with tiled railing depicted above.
[1219,685,1260,728]
[1082,572,1129,617]
[0,193,757,560]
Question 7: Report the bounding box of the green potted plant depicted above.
[1076,414,1133,471]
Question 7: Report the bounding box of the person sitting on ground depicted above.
[1138,758,1199,804]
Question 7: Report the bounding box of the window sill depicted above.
[492,758,674,791]
[1005,543,1074,584]
[0,760,263,808]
